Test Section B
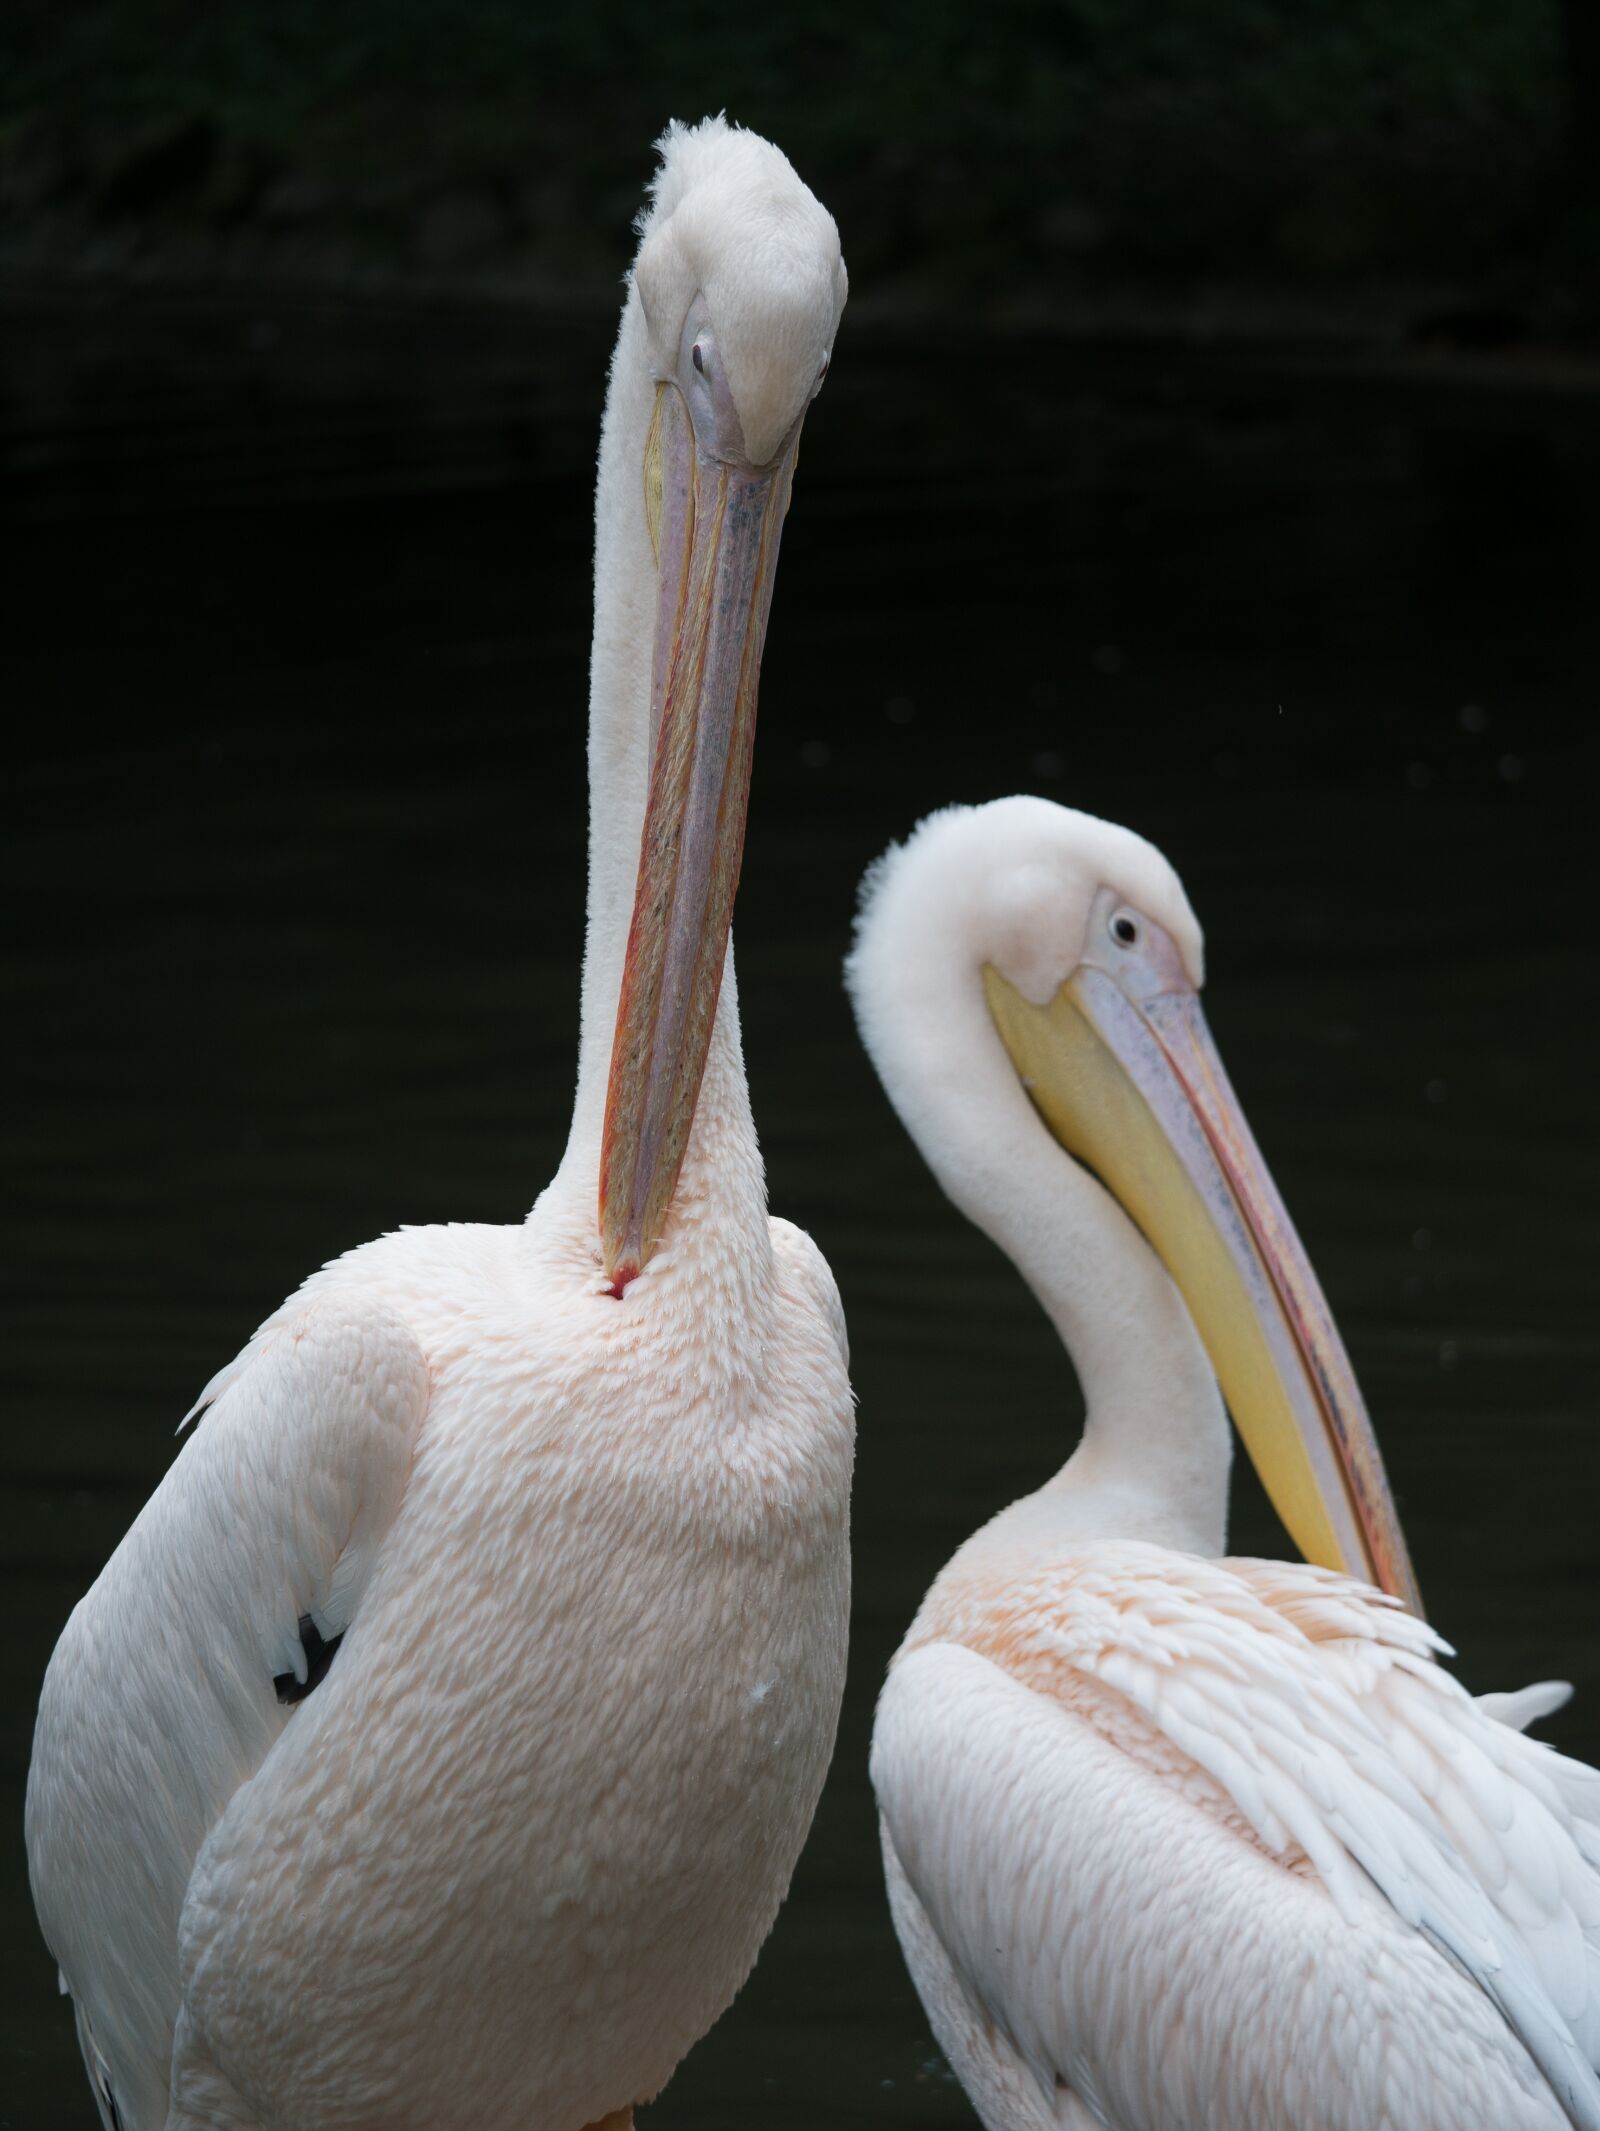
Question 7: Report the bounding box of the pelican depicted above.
[27,118,852,2131]
[847,795,1600,2131]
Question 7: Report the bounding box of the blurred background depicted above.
[3,0,1598,327]
[4,5,1598,2126]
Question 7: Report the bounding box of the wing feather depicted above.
[876,1643,1577,2130]
[881,1542,1600,2130]
[26,1297,429,2131]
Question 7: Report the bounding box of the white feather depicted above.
[28,1299,427,2129]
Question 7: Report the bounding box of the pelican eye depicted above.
[1111,912,1140,947]
[691,342,706,375]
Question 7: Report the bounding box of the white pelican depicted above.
[27,117,852,2131]
[847,795,1600,2131]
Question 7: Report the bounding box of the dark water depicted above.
[4,296,1598,2127]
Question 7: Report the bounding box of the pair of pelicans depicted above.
[26,119,1600,2131]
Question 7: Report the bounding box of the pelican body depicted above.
[28,119,852,2131]
[848,797,1600,2131]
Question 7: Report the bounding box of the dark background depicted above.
[4,6,1599,2126]
[3,0,1599,331]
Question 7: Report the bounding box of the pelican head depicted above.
[599,118,847,1291]
[849,795,1420,1611]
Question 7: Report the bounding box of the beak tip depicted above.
[599,1201,643,1295]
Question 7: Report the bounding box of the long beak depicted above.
[597,384,799,1291]
[984,913,1422,1614]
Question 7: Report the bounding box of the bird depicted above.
[27,117,853,2131]
[846,793,1600,2131]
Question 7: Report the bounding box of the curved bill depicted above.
[984,899,1421,1614]
[598,383,800,1292]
